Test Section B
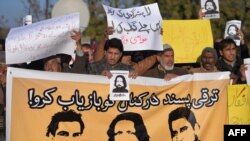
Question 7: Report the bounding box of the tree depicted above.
[21,0,55,22]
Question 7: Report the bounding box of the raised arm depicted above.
[94,27,114,62]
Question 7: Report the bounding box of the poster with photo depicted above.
[6,67,230,141]
[224,20,242,46]
[201,0,220,19]
[109,70,130,100]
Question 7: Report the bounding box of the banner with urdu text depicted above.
[6,68,230,141]
[103,3,163,51]
[162,20,213,63]
[228,84,250,124]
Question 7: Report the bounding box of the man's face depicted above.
[205,2,214,11]
[228,26,237,35]
[114,120,138,141]
[159,50,174,70]
[87,49,94,63]
[115,77,124,88]
[44,58,61,72]
[201,52,216,71]
[106,48,122,66]
[219,43,237,64]
[82,47,94,63]
[171,118,196,141]
[53,121,82,141]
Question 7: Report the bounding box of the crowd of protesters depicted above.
[0,7,249,135]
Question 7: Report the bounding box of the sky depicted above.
[0,0,26,27]
[0,0,130,28]
[0,0,59,27]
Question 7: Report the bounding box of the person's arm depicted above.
[0,64,6,107]
[164,73,178,81]
[132,55,157,76]
[238,30,250,58]
[198,9,205,19]
[236,64,247,84]
[70,30,88,73]
[70,30,82,54]
[101,70,113,79]
[128,70,138,79]
[94,27,114,62]
[0,64,6,87]
[94,38,106,62]
[238,29,245,45]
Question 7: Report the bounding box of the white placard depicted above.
[245,66,250,85]
[5,13,80,64]
[201,0,220,19]
[103,3,163,51]
[244,58,250,85]
[224,20,241,46]
[109,70,130,100]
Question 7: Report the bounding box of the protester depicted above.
[89,38,137,79]
[190,47,219,73]
[216,38,245,84]
[94,27,159,76]
[143,44,189,80]
[43,30,88,73]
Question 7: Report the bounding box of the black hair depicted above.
[168,107,198,138]
[107,112,150,141]
[104,38,124,52]
[205,0,217,10]
[114,75,127,88]
[46,110,85,137]
[201,47,218,61]
[219,38,237,51]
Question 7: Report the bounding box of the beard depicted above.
[160,60,174,70]
[116,84,123,88]
[207,7,213,11]
[229,31,236,35]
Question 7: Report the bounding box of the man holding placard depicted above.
[88,38,137,79]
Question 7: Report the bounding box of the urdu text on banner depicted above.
[5,13,79,64]
[6,68,230,141]
[103,3,163,51]
[228,84,250,124]
[162,20,213,63]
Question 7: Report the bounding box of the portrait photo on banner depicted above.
[6,68,230,141]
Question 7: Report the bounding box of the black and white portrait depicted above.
[224,20,241,46]
[46,110,85,141]
[109,71,130,100]
[113,75,128,93]
[107,112,150,141]
[225,24,240,40]
[201,0,220,19]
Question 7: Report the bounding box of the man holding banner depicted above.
[143,44,189,80]
[89,38,137,79]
